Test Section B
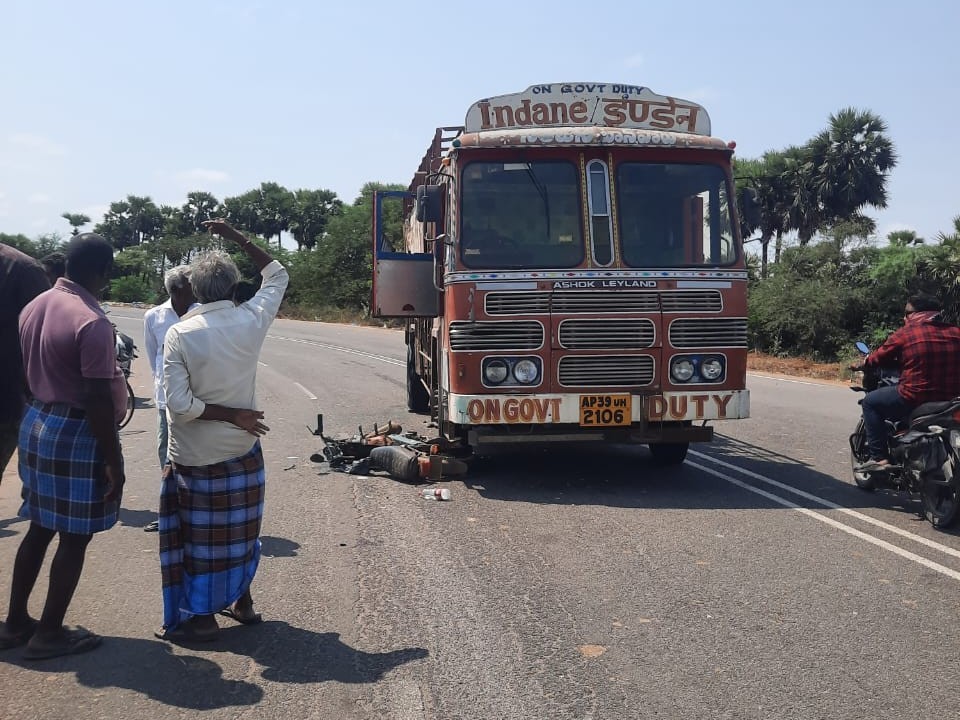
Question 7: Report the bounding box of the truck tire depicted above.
[406,342,430,413]
[649,442,689,465]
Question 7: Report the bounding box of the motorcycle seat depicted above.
[909,399,960,428]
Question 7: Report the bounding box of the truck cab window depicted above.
[587,160,614,266]
[617,162,736,268]
[460,161,584,270]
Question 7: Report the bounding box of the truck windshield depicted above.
[460,160,584,269]
[617,163,736,268]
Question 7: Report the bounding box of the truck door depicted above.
[371,190,440,318]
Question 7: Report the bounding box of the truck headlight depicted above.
[484,359,509,384]
[701,357,724,381]
[671,357,695,382]
[513,359,539,384]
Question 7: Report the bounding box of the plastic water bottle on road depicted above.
[421,487,451,501]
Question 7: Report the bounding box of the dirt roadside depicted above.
[747,351,850,386]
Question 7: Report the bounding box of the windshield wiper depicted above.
[523,163,551,242]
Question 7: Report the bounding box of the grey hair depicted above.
[163,264,192,294]
[188,251,240,303]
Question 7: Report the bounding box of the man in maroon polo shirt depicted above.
[0,233,126,660]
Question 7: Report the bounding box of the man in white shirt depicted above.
[141,265,196,532]
[156,220,287,643]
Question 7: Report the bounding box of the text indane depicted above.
[465,83,711,136]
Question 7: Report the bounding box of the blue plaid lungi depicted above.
[159,442,265,630]
[18,400,121,534]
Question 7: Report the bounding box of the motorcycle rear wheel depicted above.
[920,479,960,529]
[849,419,875,491]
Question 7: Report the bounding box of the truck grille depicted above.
[449,321,544,351]
[551,291,659,314]
[557,355,655,387]
[558,319,655,349]
[485,292,550,315]
[660,290,722,312]
[669,318,747,348]
[484,289,722,315]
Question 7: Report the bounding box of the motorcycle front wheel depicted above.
[118,379,135,429]
[921,479,960,529]
[849,418,875,491]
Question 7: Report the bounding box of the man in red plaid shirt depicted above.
[856,293,960,472]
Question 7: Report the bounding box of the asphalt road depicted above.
[2,311,959,720]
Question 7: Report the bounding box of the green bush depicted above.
[110,276,153,303]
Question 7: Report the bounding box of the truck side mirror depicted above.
[739,187,762,230]
[416,185,443,223]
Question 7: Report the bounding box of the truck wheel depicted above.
[649,442,688,465]
[406,343,430,413]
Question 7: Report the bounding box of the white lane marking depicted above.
[688,460,960,582]
[747,372,839,388]
[268,335,405,367]
[691,449,960,561]
[294,382,317,400]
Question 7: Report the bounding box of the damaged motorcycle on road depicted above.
[849,342,960,529]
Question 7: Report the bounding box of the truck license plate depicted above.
[579,394,632,426]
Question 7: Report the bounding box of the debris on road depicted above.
[308,413,469,482]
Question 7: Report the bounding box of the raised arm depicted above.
[202,219,273,272]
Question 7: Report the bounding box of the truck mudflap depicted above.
[449,390,749,426]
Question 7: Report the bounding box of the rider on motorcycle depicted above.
[854,293,960,473]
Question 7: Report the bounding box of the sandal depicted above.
[154,617,219,643]
[22,626,101,661]
[0,618,38,650]
[218,604,263,626]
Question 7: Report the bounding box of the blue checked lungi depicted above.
[159,442,265,630]
[18,400,121,534]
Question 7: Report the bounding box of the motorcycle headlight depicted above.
[701,357,724,381]
[484,359,509,384]
[513,359,539,384]
[671,358,695,382]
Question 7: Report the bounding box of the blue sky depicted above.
[2,0,957,249]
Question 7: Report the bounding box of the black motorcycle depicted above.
[849,341,960,529]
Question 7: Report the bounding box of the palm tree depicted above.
[61,212,91,236]
[780,145,821,245]
[936,215,960,246]
[919,216,960,323]
[183,191,219,234]
[735,153,791,278]
[887,229,924,246]
[808,108,897,229]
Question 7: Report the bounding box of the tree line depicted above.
[732,107,960,360]
[1,181,405,320]
[3,106,959,362]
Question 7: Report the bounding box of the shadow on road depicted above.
[0,622,428,708]
[0,515,27,539]
[460,434,924,517]
[118,507,156,529]
[260,535,300,557]
[219,620,429,683]
[0,636,264,710]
